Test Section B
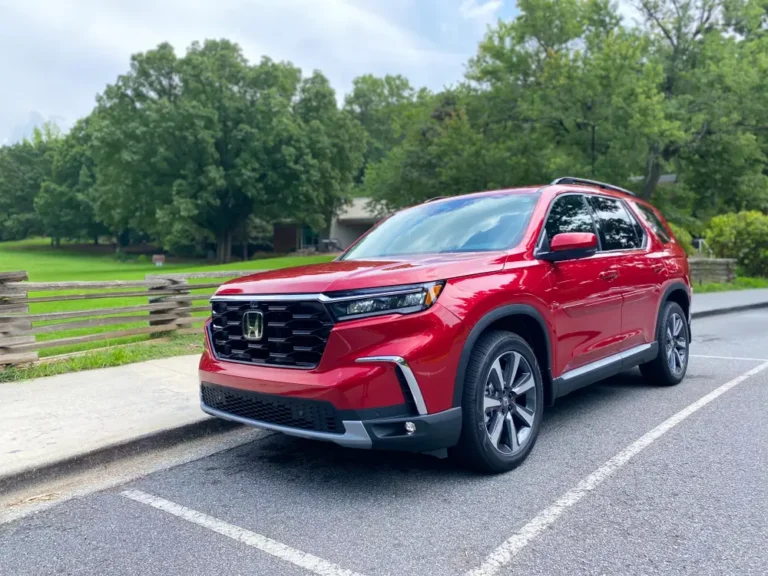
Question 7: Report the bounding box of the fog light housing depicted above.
[404,421,416,435]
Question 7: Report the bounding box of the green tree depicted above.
[0,125,58,241]
[468,0,672,192]
[364,91,492,209]
[295,72,366,231]
[631,0,768,203]
[35,118,107,246]
[92,40,364,262]
[344,74,421,184]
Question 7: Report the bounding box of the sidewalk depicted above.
[691,288,768,318]
[2,288,768,492]
[0,355,220,492]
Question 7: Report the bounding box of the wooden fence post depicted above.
[0,271,38,366]
[147,276,191,337]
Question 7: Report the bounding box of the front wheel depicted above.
[454,331,544,473]
[640,301,689,386]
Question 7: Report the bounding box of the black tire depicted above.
[640,301,689,386]
[454,330,544,473]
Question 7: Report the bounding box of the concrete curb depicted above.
[0,417,241,495]
[691,301,768,319]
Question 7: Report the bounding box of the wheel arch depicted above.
[657,282,692,342]
[453,305,555,408]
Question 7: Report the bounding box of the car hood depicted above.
[216,252,507,295]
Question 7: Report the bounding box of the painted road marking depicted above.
[467,360,768,576]
[691,354,768,362]
[122,489,367,576]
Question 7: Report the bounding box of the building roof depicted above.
[337,197,378,221]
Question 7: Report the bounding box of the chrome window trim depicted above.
[355,355,428,416]
[201,402,373,449]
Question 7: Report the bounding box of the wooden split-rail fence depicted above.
[0,270,264,367]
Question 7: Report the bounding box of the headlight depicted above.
[328,282,445,321]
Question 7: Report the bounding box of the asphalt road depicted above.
[3,310,768,576]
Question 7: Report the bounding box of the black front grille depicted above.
[210,299,334,369]
[201,383,344,434]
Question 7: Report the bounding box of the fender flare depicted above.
[452,304,553,408]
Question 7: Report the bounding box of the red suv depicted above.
[200,177,691,472]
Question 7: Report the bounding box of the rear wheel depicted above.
[454,331,544,473]
[640,301,689,386]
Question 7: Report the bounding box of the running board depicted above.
[553,343,658,399]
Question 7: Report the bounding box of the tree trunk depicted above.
[117,230,130,252]
[225,231,233,263]
[641,149,663,200]
[216,231,234,264]
[216,235,225,264]
[54,237,61,248]
[93,235,99,245]
[241,221,249,262]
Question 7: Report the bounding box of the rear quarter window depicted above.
[633,203,672,244]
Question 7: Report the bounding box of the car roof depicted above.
[417,181,658,213]
[545,183,639,200]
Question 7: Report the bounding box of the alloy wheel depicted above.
[666,312,687,376]
[483,351,537,454]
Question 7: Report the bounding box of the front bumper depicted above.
[200,382,462,452]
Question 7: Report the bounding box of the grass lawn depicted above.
[0,333,204,383]
[1,237,334,360]
[693,276,768,293]
[1,237,333,281]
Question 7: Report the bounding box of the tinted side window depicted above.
[634,203,671,243]
[587,196,642,250]
[544,195,595,241]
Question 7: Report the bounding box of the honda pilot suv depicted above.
[200,177,691,473]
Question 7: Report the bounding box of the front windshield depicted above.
[343,192,540,260]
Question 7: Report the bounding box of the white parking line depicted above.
[691,354,768,362]
[467,360,768,576]
[121,489,367,576]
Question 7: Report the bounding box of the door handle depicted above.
[599,270,619,281]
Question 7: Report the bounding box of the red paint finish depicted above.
[549,232,597,251]
[216,252,507,295]
[200,184,690,418]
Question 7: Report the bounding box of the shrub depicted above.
[704,211,768,277]
[667,223,695,255]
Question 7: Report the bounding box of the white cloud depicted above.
[0,0,508,142]
[459,0,503,21]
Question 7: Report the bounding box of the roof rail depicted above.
[424,196,448,203]
[551,176,636,197]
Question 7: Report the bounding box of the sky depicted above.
[0,0,521,144]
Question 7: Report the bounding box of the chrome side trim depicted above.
[621,342,655,363]
[355,355,428,416]
[560,343,655,382]
[201,402,373,449]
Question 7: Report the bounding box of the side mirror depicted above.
[539,232,597,262]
